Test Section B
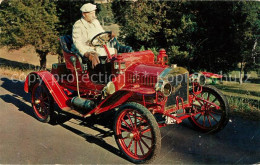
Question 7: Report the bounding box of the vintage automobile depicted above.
[24,32,229,164]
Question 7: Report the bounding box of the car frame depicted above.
[24,32,230,164]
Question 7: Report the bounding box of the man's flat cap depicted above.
[80,3,97,13]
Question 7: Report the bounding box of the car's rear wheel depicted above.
[31,82,53,123]
[189,85,229,133]
[114,102,161,164]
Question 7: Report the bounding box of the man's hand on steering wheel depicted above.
[84,51,100,69]
[90,31,117,61]
[109,31,116,39]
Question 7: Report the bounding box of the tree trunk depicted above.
[239,62,244,84]
[243,69,248,82]
[36,49,48,70]
[58,53,64,63]
[102,17,104,27]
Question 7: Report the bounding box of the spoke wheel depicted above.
[189,85,229,133]
[31,82,53,123]
[114,102,161,164]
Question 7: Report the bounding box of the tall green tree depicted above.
[97,3,114,26]
[0,0,59,70]
[112,1,200,70]
[112,1,259,75]
[231,2,260,83]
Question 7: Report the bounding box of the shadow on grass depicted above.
[214,84,260,98]
[0,57,40,70]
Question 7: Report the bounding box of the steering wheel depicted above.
[90,31,113,47]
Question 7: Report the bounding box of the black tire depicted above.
[189,85,229,133]
[114,102,161,164]
[31,81,54,123]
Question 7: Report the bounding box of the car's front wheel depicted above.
[114,102,161,164]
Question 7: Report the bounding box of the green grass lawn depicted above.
[214,81,260,100]
[213,80,260,120]
[229,70,259,78]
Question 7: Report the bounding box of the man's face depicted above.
[82,11,96,23]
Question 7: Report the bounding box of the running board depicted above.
[62,107,84,117]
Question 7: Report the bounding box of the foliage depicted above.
[112,1,260,73]
[56,0,113,35]
[97,3,115,26]
[0,0,59,69]
[0,0,59,53]
[55,0,92,36]
[235,2,260,73]
[0,0,259,73]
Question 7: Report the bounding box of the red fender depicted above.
[87,90,133,115]
[88,86,156,116]
[24,71,70,109]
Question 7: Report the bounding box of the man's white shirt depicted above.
[72,18,115,56]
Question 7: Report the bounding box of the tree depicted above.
[112,1,206,70]
[112,1,259,75]
[97,3,114,26]
[0,0,59,70]
[232,2,260,83]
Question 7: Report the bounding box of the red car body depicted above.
[24,34,229,163]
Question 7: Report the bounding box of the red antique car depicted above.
[24,32,229,164]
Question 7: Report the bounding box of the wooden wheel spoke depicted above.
[42,107,49,115]
[207,93,211,101]
[121,136,128,140]
[120,126,131,132]
[140,138,151,150]
[137,121,148,129]
[129,112,146,123]
[134,141,137,156]
[127,139,133,150]
[209,113,218,122]
[208,102,220,109]
[210,109,222,115]
[122,118,132,129]
[44,102,50,106]
[141,128,151,134]
[134,111,137,128]
[195,114,202,121]
[197,99,204,106]
[211,97,217,103]
[207,115,212,127]
[141,134,152,140]
[203,115,206,127]
[200,92,203,98]
[138,140,145,156]
[126,113,134,128]
[192,104,202,112]
[42,96,49,101]
[205,93,211,107]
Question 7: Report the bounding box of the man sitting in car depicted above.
[72,3,132,69]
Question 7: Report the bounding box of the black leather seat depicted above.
[59,35,78,54]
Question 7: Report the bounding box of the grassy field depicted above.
[213,81,260,120]
[0,45,58,79]
[214,81,260,100]
[0,46,259,120]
